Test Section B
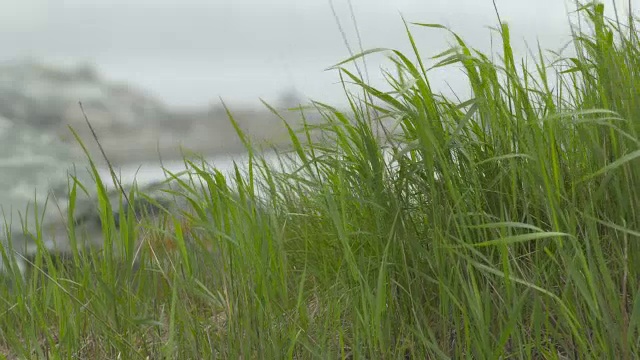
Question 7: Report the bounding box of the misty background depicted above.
[0,0,589,109]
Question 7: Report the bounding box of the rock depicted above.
[0,59,171,137]
[0,178,188,278]
[0,59,320,166]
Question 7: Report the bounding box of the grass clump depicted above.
[0,2,639,358]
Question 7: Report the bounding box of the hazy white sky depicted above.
[0,0,636,108]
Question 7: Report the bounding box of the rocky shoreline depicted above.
[0,60,310,278]
[0,60,317,167]
[0,175,193,277]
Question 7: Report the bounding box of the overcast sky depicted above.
[0,0,636,108]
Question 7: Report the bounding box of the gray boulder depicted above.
[0,59,170,137]
[0,178,187,278]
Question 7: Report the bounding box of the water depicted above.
[0,117,281,233]
[97,153,260,188]
[0,119,82,220]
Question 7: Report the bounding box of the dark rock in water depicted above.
[112,196,174,229]
[0,178,186,278]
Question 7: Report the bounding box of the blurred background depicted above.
[0,0,634,214]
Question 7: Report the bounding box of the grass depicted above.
[0,2,639,358]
